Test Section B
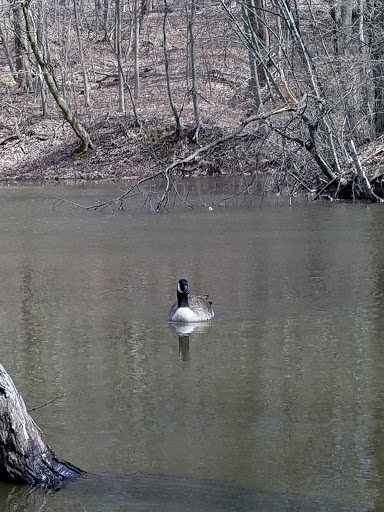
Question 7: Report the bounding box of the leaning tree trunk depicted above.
[0,363,84,487]
[21,0,94,151]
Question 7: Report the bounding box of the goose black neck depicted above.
[177,292,189,308]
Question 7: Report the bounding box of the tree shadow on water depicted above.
[0,473,375,512]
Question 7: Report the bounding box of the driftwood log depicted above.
[0,363,84,487]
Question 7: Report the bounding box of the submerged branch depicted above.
[27,396,63,413]
[221,174,259,202]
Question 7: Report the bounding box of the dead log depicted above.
[348,140,384,202]
[0,363,84,487]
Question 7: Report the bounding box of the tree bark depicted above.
[0,363,84,487]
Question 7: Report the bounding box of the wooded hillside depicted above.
[1,0,384,200]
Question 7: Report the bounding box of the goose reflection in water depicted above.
[168,322,213,361]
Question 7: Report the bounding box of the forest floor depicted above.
[0,7,256,184]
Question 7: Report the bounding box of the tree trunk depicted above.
[163,0,181,134]
[74,0,91,107]
[0,363,84,487]
[134,0,140,101]
[247,0,267,88]
[95,0,101,32]
[103,0,110,40]
[12,0,32,91]
[188,0,201,141]
[368,0,384,135]
[241,2,262,113]
[115,0,125,112]
[0,21,18,83]
[340,0,354,52]
[36,4,49,117]
[333,0,356,137]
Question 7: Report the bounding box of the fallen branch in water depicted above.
[27,395,63,413]
[52,106,295,212]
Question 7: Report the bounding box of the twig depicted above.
[287,171,313,193]
[221,174,258,201]
[27,396,62,412]
[172,181,193,209]
[313,177,337,201]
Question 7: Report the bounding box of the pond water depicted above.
[0,178,384,511]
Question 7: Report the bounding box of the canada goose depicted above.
[168,279,214,323]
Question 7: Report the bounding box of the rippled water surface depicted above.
[0,180,384,511]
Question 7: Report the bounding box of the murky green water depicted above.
[0,180,384,511]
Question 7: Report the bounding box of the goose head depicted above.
[177,279,190,295]
[177,279,190,308]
